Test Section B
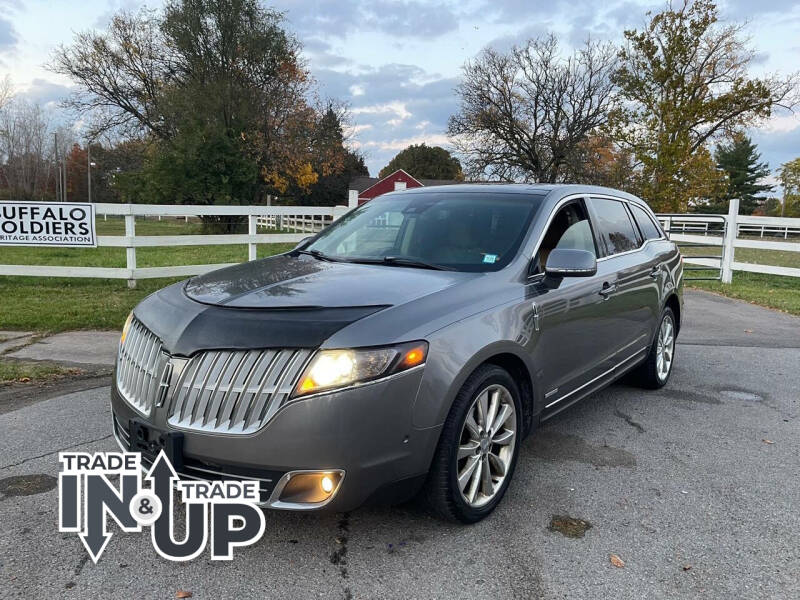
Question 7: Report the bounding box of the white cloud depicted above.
[759,112,800,134]
[352,101,412,120]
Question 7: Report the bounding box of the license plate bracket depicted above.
[128,419,184,471]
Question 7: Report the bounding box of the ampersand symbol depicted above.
[138,497,154,515]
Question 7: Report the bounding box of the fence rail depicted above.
[2,199,798,286]
[0,203,349,286]
[657,203,800,282]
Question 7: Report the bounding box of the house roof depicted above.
[349,170,461,195]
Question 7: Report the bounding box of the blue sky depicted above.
[1,0,799,180]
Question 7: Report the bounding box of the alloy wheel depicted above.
[456,384,517,508]
[656,314,675,382]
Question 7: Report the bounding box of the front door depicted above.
[524,198,609,408]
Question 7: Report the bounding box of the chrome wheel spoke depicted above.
[491,404,512,434]
[492,429,514,445]
[480,456,493,496]
[476,390,489,428]
[488,452,506,477]
[458,455,480,492]
[486,389,499,434]
[458,440,480,459]
[465,412,481,439]
[466,459,482,503]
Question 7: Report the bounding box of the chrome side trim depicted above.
[545,347,647,409]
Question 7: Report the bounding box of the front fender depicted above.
[411,302,539,430]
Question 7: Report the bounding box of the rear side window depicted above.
[630,204,663,241]
[592,198,640,255]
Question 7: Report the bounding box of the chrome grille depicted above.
[167,348,313,434]
[116,318,168,416]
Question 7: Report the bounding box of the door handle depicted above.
[598,282,617,299]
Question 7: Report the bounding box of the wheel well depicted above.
[484,353,534,436]
[665,293,681,335]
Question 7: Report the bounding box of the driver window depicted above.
[530,200,596,276]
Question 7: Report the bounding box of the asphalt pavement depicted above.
[0,290,798,599]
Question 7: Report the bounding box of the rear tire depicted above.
[632,307,676,389]
[423,364,522,523]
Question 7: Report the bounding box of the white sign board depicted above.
[0,201,97,247]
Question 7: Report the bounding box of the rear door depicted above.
[587,197,654,369]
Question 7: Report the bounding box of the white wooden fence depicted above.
[1,198,798,287]
[0,203,349,287]
[657,200,800,282]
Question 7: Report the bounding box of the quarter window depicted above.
[591,198,640,256]
[630,204,663,241]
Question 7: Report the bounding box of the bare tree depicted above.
[0,98,55,199]
[0,75,12,112]
[448,34,619,182]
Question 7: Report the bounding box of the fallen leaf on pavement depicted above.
[683,565,692,571]
[762,439,774,444]
[176,592,192,599]
[610,554,625,568]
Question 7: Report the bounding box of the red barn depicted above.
[350,169,459,205]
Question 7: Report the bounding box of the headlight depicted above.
[294,341,428,397]
[120,312,133,346]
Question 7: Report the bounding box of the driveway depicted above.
[1,290,798,599]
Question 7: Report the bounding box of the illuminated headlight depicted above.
[120,312,133,347]
[294,341,428,397]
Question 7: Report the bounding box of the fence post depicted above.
[125,211,137,289]
[248,214,258,261]
[721,198,739,284]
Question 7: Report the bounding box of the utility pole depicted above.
[87,144,92,203]
[54,132,61,202]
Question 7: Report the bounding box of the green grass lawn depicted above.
[689,272,800,315]
[0,218,297,332]
[0,359,82,383]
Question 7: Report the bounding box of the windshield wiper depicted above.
[380,256,454,271]
[297,249,339,262]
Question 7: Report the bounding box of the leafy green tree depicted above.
[52,0,322,229]
[611,0,797,212]
[703,133,773,214]
[379,144,463,180]
[778,158,800,217]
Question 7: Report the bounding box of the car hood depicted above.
[183,253,474,309]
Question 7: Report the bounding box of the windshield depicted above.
[304,191,544,272]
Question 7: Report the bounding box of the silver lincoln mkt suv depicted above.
[111,184,683,523]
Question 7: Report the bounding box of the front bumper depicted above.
[111,366,441,512]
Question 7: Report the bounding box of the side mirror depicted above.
[545,249,597,277]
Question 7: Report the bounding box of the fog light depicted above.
[273,470,344,507]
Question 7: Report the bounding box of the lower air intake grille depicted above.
[167,348,313,434]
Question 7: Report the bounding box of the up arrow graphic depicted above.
[145,450,179,500]
[146,450,208,561]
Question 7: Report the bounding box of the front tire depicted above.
[423,364,522,523]
[632,307,676,389]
